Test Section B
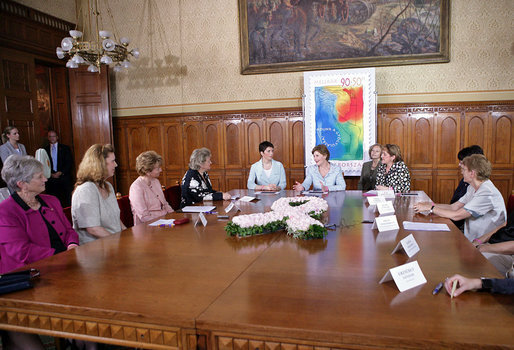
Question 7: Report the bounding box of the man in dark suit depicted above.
[44,130,74,207]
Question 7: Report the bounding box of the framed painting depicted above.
[303,68,376,176]
[239,0,449,74]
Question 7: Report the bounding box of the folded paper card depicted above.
[377,201,395,215]
[391,233,420,258]
[372,215,399,232]
[379,261,427,292]
[367,196,386,205]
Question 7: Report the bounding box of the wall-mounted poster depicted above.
[303,68,376,176]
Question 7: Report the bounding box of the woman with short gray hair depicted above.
[0,155,79,349]
[180,148,231,208]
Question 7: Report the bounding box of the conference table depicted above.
[0,190,512,349]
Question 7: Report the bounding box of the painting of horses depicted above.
[239,0,449,74]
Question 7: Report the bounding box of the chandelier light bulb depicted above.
[100,55,113,64]
[102,39,116,51]
[72,55,85,64]
[99,30,112,39]
[66,59,78,68]
[113,65,123,72]
[56,47,65,59]
[120,37,130,45]
[87,64,99,73]
[61,37,74,51]
[121,60,131,69]
[69,30,83,38]
[130,48,140,59]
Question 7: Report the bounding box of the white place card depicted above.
[379,260,427,292]
[194,212,208,227]
[367,196,386,205]
[239,196,255,202]
[377,189,395,198]
[372,215,399,232]
[391,234,420,258]
[225,202,235,213]
[377,201,395,215]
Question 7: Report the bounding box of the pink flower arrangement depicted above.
[226,197,328,239]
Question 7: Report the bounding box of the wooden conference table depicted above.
[0,190,512,349]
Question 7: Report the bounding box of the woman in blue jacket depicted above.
[247,141,286,191]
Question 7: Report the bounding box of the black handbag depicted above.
[0,268,40,295]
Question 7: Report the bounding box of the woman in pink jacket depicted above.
[0,155,79,349]
[129,151,173,225]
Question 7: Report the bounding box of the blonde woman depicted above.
[129,151,173,225]
[71,144,125,245]
[0,126,27,163]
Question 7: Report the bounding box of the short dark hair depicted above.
[259,141,274,153]
[458,145,484,161]
[312,144,330,161]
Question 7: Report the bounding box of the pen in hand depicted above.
[450,280,458,298]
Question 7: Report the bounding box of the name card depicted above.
[391,234,420,258]
[225,202,235,213]
[239,196,255,202]
[367,196,386,205]
[377,201,395,215]
[372,215,399,232]
[195,212,208,227]
[379,260,427,292]
[377,189,395,198]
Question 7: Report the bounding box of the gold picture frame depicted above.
[239,0,450,74]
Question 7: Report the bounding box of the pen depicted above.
[432,282,443,295]
[399,193,418,196]
[450,280,458,298]
[159,224,174,228]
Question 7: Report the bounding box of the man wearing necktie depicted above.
[44,130,74,207]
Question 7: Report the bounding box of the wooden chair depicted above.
[507,190,514,216]
[117,194,134,228]
[164,185,181,211]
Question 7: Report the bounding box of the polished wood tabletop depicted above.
[0,190,512,349]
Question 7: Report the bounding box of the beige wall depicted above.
[14,0,514,116]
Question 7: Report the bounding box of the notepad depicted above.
[181,206,216,213]
[402,221,450,231]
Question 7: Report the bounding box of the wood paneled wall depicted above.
[113,102,514,204]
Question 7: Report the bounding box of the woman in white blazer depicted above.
[0,126,27,163]
[247,141,286,191]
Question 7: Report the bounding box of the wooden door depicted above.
[68,66,112,171]
[183,120,203,165]
[266,117,288,166]
[50,66,73,148]
[224,118,245,169]
[0,47,38,156]
[245,118,265,167]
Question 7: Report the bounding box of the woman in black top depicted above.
[180,148,231,208]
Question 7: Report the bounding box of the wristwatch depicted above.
[429,205,435,214]
[479,277,493,291]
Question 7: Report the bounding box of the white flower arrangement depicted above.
[226,197,328,239]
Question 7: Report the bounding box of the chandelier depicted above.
[56,0,140,73]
